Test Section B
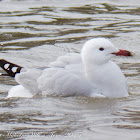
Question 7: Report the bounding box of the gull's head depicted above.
[81,38,132,65]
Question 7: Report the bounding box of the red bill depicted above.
[112,49,133,56]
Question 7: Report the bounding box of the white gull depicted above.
[7,38,131,98]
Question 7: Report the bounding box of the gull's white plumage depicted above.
[7,38,128,98]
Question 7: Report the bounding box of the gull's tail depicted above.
[0,59,23,77]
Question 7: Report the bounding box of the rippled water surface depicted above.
[0,0,140,139]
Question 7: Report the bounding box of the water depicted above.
[0,0,140,139]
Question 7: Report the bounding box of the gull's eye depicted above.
[99,47,104,51]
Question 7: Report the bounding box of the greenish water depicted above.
[0,0,140,139]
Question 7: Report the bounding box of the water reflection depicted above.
[0,2,140,49]
[113,97,140,129]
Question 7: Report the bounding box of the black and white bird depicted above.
[0,38,132,98]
